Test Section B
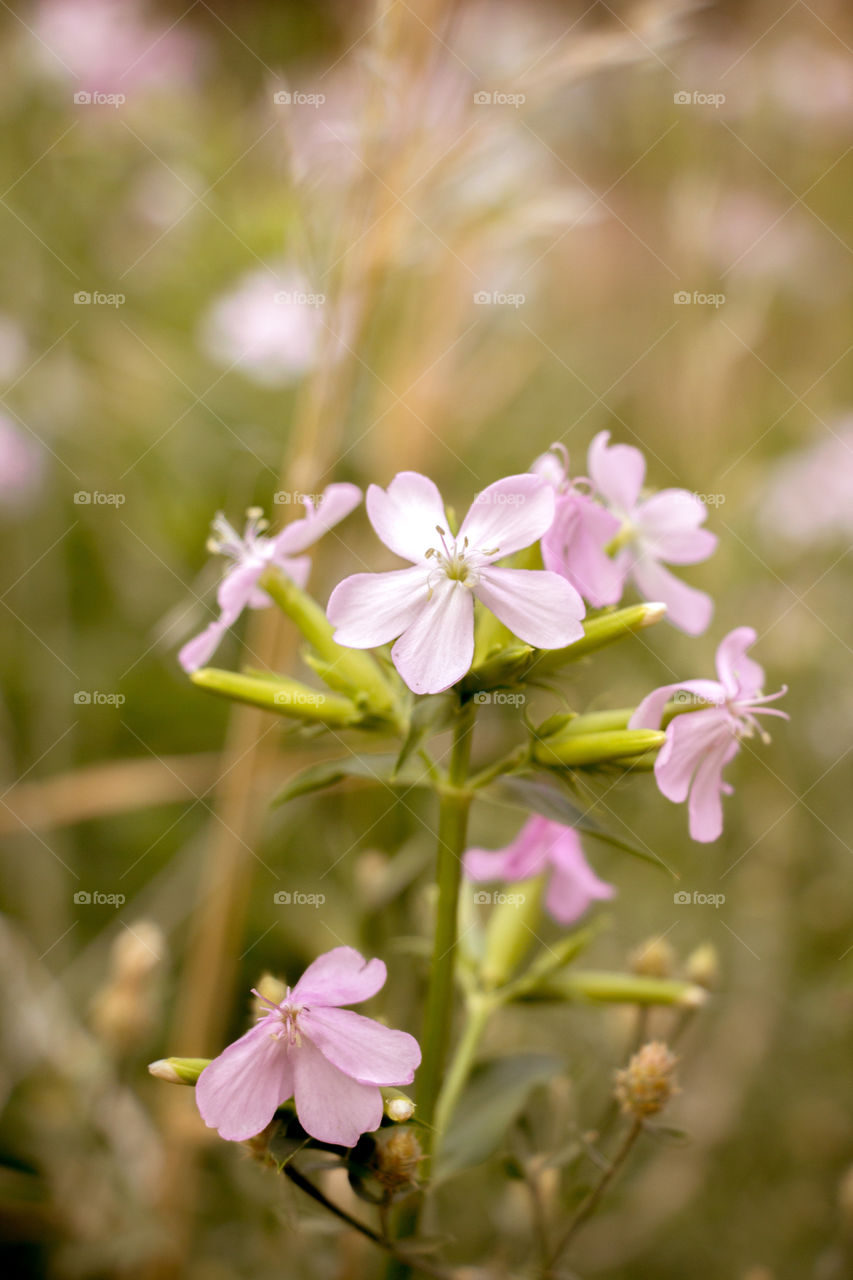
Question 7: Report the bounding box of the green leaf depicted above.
[485,774,669,872]
[435,1053,564,1180]
[273,754,430,806]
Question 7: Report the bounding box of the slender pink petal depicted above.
[545,845,616,926]
[459,474,556,558]
[631,557,713,636]
[391,577,474,694]
[178,619,229,672]
[196,1021,293,1142]
[654,709,731,804]
[291,1037,383,1146]
[687,738,740,842]
[541,491,623,607]
[292,946,387,1007]
[714,626,764,700]
[300,1007,420,1085]
[474,567,585,650]
[327,567,429,647]
[587,431,645,512]
[634,490,717,565]
[465,816,550,882]
[365,472,447,563]
[217,560,264,618]
[274,483,362,556]
[266,553,311,590]
[629,678,726,730]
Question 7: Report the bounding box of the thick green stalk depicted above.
[433,992,495,1144]
[416,701,475,1134]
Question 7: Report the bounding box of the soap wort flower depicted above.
[179,484,361,673]
[327,471,585,694]
[587,431,717,635]
[465,815,615,926]
[629,626,787,841]
[196,946,421,1148]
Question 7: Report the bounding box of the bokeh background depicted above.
[2,1,853,1277]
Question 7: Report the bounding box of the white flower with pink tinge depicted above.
[179,484,361,673]
[587,431,717,635]
[629,627,787,842]
[532,443,623,608]
[196,947,421,1147]
[327,471,585,695]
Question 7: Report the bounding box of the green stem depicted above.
[417,701,476,1135]
[433,992,495,1143]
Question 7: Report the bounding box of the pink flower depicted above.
[327,471,585,695]
[179,484,361,673]
[629,627,787,842]
[587,431,717,635]
[532,444,623,607]
[465,815,615,926]
[196,947,421,1147]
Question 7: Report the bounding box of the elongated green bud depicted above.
[477,874,546,989]
[381,1088,417,1122]
[148,1057,210,1085]
[462,643,535,697]
[531,602,667,673]
[190,668,360,726]
[259,568,396,714]
[524,970,708,1007]
[533,728,666,767]
[507,921,601,999]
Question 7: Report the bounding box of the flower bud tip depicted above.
[641,602,667,626]
[148,1059,181,1083]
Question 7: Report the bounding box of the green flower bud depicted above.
[532,728,666,768]
[148,1057,210,1085]
[190,668,361,726]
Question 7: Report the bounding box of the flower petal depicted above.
[273,483,362,556]
[474,567,585,649]
[545,830,616,925]
[465,816,551,882]
[365,471,448,563]
[327,567,429,647]
[196,1020,293,1142]
[654,709,731,804]
[687,738,740,842]
[635,490,718,565]
[540,491,624,607]
[217,560,264,619]
[178,619,229,672]
[587,431,645,512]
[300,1007,420,1086]
[459,474,555,558]
[629,678,727,730]
[292,946,387,1007]
[714,626,764,701]
[391,577,474,694]
[291,1036,383,1146]
[630,557,714,636]
[265,553,311,591]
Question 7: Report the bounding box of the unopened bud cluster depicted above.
[371,1127,422,1194]
[613,1041,679,1118]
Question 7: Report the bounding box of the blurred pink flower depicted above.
[758,426,853,550]
[199,268,348,388]
[629,627,787,842]
[327,471,585,695]
[465,815,615,926]
[533,443,623,607]
[179,485,361,673]
[0,416,44,509]
[197,946,420,1147]
[588,431,717,635]
[35,0,201,93]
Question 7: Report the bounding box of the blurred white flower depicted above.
[198,267,350,387]
[0,415,44,509]
[758,423,853,550]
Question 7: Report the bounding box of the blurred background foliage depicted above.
[1,0,853,1277]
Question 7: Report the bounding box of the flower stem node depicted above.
[613,1040,680,1118]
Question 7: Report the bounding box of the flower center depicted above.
[424,525,496,588]
[252,987,304,1046]
[207,507,271,564]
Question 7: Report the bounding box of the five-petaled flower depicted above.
[196,946,421,1147]
[532,443,623,608]
[179,484,361,673]
[326,471,585,694]
[465,815,616,925]
[629,627,787,842]
[587,431,717,635]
